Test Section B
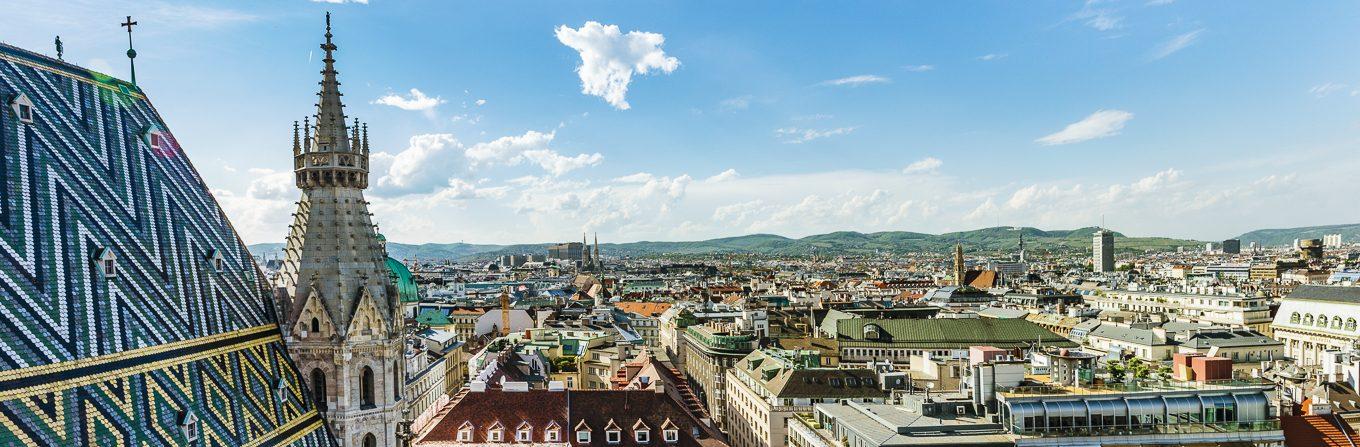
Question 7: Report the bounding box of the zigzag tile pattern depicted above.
[0,43,333,446]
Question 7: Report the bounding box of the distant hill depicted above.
[247,226,1206,261]
[247,242,506,261]
[1235,223,1360,247]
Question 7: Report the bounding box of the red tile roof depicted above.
[615,302,674,317]
[417,389,727,447]
[1282,415,1356,447]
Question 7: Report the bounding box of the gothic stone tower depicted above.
[274,14,404,447]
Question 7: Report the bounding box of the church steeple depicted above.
[314,12,349,153]
[295,12,368,189]
[275,13,402,446]
[953,242,966,287]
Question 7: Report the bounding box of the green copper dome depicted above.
[386,257,419,303]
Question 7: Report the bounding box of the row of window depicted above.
[456,426,680,444]
[94,248,226,279]
[1289,312,1359,331]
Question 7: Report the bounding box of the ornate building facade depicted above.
[274,14,405,447]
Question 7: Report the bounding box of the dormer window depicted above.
[488,429,503,442]
[546,428,561,442]
[149,132,164,151]
[206,249,225,273]
[663,430,678,443]
[517,422,533,442]
[606,430,621,444]
[179,411,199,445]
[576,430,590,443]
[632,420,651,444]
[10,93,33,124]
[458,422,474,442]
[95,248,117,278]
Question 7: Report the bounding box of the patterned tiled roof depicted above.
[0,42,331,446]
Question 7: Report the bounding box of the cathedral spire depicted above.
[292,121,300,156]
[361,123,369,154]
[313,11,349,154]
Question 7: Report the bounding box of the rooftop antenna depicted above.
[120,16,138,84]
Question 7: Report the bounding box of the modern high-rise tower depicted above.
[274,14,404,447]
[1093,229,1115,273]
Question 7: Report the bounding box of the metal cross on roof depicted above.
[121,15,138,84]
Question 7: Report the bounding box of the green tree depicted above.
[1106,359,1126,383]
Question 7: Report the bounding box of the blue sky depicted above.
[4,0,1359,244]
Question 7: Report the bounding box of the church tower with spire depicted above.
[274,13,403,447]
[953,242,967,287]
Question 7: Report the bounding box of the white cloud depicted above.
[1036,109,1134,145]
[719,95,753,111]
[463,130,602,177]
[1071,2,1122,31]
[523,150,604,176]
[705,169,740,182]
[555,21,680,110]
[903,157,943,174]
[819,75,890,86]
[775,127,857,144]
[977,53,1008,61]
[372,88,445,115]
[1309,82,1354,98]
[614,173,655,183]
[903,65,935,72]
[464,131,554,165]
[371,134,464,195]
[475,99,487,106]
[1150,29,1204,60]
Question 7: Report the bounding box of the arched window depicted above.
[361,366,375,407]
[362,433,376,447]
[1318,314,1329,328]
[1334,317,1344,329]
[1291,313,1300,324]
[310,368,326,411]
[1347,319,1357,331]
[393,360,401,400]
[1305,314,1315,325]
[310,318,320,333]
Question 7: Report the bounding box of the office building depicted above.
[1093,229,1115,273]
[1222,239,1241,254]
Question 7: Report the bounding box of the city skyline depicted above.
[5,0,1358,245]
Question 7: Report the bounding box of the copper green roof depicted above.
[386,257,419,303]
[416,309,451,326]
[836,317,1076,349]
